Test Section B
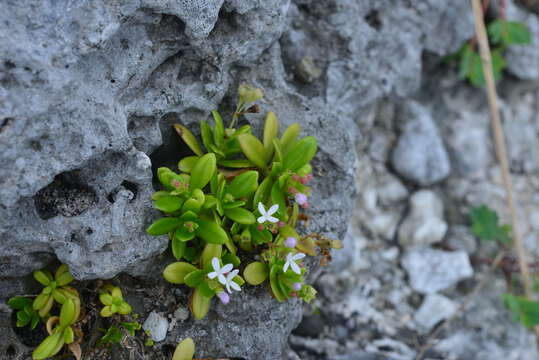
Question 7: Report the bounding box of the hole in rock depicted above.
[34,171,98,220]
[364,9,382,30]
[149,112,198,190]
[107,180,138,204]
[5,345,16,358]
[11,312,46,347]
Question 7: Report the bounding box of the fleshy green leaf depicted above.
[63,326,75,344]
[201,244,222,270]
[269,265,286,302]
[200,121,214,153]
[238,133,268,169]
[189,153,216,190]
[173,124,204,156]
[163,262,199,284]
[184,270,205,288]
[224,207,255,225]
[253,176,273,209]
[280,123,301,153]
[33,270,53,286]
[196,220,227,244]
[212,110,225,148]
[226,171,259,199]
[154,196,184,213]
[243,262,269,285]
[173,337,196,360]
[32,331,64,360]
[171,236,187,260]
[146,217,182,236]
[190,287,211,320]
[8,297,32,310]
[283,136,317,171]
[263,112,279,156]
[178,156,200,173]
[60,299,76,327]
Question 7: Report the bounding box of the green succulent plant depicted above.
[99,284,133,317]
[147,84,339,320]
[32,264,75,318]
[8,297,41,329]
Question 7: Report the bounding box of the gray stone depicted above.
[391,102,451,186]
[401,247,473,294]
[414,293,458,331]
[143,311,169,342]
[398,190,448,247]
[447,225,478,254]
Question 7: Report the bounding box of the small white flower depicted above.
[224,269,241,294]
[207,257,233,285]
[283,252,306,274]
[257,202,279,224]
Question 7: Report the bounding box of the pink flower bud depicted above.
[277,221,285,228]
[217,291,230,305]
[257,224,264,231]
[288,187,298,194]
[290,292,298,297]
[172,180,181,188]
[295,193,308,205]
[291,174,301,182]
[284,237,297,248]
[302,202,310,209]
[293,282,302,291]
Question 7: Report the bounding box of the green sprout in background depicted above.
[449,2,531,87]
[469,205,539,329]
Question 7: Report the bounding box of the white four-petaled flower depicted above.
[224,269,241,294]
[257,202,279,224]
[208,257,233,285]
[283,252,306,274]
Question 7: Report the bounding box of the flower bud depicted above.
[295,193,308,205]
[284,237,297,248]
[217,291,230,305]
[293,282,302,291]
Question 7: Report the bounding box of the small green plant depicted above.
[147,84,340,319]
[99,284,133,317]
[450,8,531,86]
[8,264,135,359]
[470,205,512,243]
[8,296,41,329]
[469,205,539,329]
[96,321,141,347]
[502,293,539,328]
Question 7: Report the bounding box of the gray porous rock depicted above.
[401,247,473,294]
[391,101,451,186]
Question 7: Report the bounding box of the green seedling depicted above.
[8,297,41,329]
[99,284,133,317]
[469,205,512,243]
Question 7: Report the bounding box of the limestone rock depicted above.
[401,247,473,294]
[391,102,451,186]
